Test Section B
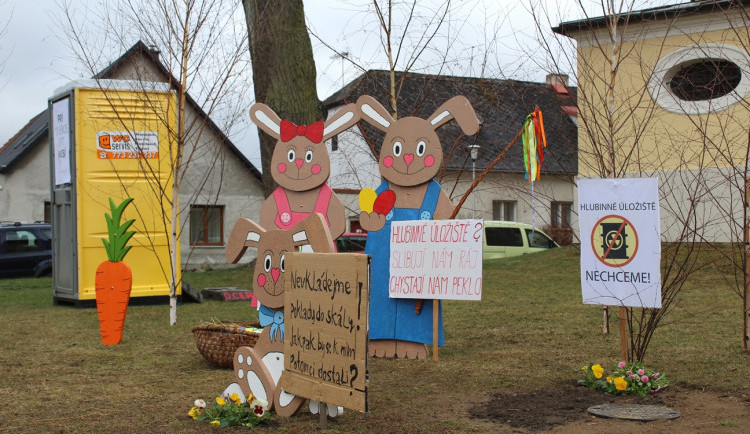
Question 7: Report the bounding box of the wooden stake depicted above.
[602,306,610,335]
[744,176,749,351]
[619,306,628,361]
[433,299,439,361]
[319,403,327,430]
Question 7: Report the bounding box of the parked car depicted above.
[336,232,368,253]
[483,220,559,260]
[0,222,53,277]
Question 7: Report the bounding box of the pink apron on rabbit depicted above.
[272,183,333,229]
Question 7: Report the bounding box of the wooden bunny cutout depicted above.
[223,213,335,416]
[357,95,480,359]
[250,103,360,241]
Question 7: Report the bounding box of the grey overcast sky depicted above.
[0,0,669,169]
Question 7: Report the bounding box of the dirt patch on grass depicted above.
[469,382,750,432]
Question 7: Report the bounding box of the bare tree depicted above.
[58,0,253,325]
[242,0,324,197]
[542,0,750,360]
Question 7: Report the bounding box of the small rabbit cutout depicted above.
[223,213,335,416]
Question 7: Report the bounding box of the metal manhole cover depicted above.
[587,404,681,421]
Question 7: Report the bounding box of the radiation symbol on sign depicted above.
[590,214,638,267]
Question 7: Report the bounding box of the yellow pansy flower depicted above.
[606,376,612,383]
[592,364,604,379]
[188,407,200,420]
[215,396,226,407]
[210,420,221,428]
[614,376,628,391]
[230,392,241,405]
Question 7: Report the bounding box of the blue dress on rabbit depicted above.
[365,179,444,346]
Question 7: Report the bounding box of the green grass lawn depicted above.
[0,246,747,432]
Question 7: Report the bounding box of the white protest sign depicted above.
[389,219,483,301]
[578,178,661,308]
[52,98,72,186]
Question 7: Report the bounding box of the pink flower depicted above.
[641,375,649,383]
[626,371,632,376]
[652,373,660,379]
[637,369,645,376]
[618,361,627,368]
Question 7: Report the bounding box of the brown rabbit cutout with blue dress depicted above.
[357,95,480,359]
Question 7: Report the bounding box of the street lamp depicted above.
[468,145,480,219]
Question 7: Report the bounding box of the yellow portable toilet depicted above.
[50,79,181,305]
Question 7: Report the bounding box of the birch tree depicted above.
[58,0,252,325]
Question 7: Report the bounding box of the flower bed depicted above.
[579,361,669,396]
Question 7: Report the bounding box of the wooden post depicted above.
[319,403,327,430]
[619,306,628,361]
[433,299,439,361]
[744,176,749,351]
[602,306,610,335]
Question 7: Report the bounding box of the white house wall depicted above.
[443,171,577,227]
[178,104,264,269]
[0,136,51,223]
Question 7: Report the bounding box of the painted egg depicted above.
[373,189,396,215]
[359,188,377,213]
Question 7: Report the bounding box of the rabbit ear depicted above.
[322,103,361,141]
[226,218,266,263]
[357,95,394,132]
[427,96,481,135]
[290,213,335,252]
[249,103,282,139]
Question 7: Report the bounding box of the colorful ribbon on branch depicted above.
[521,108,547,182]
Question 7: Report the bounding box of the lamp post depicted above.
[468,145,480,219]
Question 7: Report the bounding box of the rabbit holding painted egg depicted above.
[357,95,480,359]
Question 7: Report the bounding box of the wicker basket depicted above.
[192,321,262,369]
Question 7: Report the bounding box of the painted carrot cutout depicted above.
[95,197,136,345]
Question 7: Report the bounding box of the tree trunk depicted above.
[242,0,324,196]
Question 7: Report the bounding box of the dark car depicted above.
[0,222,53,277]
[336,232,367,253]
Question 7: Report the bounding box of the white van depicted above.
[483,221,559,260]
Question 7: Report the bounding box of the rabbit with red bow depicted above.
[357,95,480,359]
[250,103,360,240]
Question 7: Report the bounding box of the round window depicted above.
[649,44,750,114]
[669,59,742,102]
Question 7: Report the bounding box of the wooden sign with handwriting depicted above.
[280,252,370,413]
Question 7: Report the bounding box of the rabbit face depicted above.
[253,230,294,309]
[249,102,360,193]
[357,95,480,189]
[225,214,337,310]
[271,138,330,192]
[379,117,443,187]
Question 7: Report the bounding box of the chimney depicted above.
[546,73,569,87]
[546,73,570,97]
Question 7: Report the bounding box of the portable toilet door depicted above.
[50,79,181,305]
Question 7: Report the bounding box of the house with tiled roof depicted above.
[0,41,265,268]
[322,70,578,236]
